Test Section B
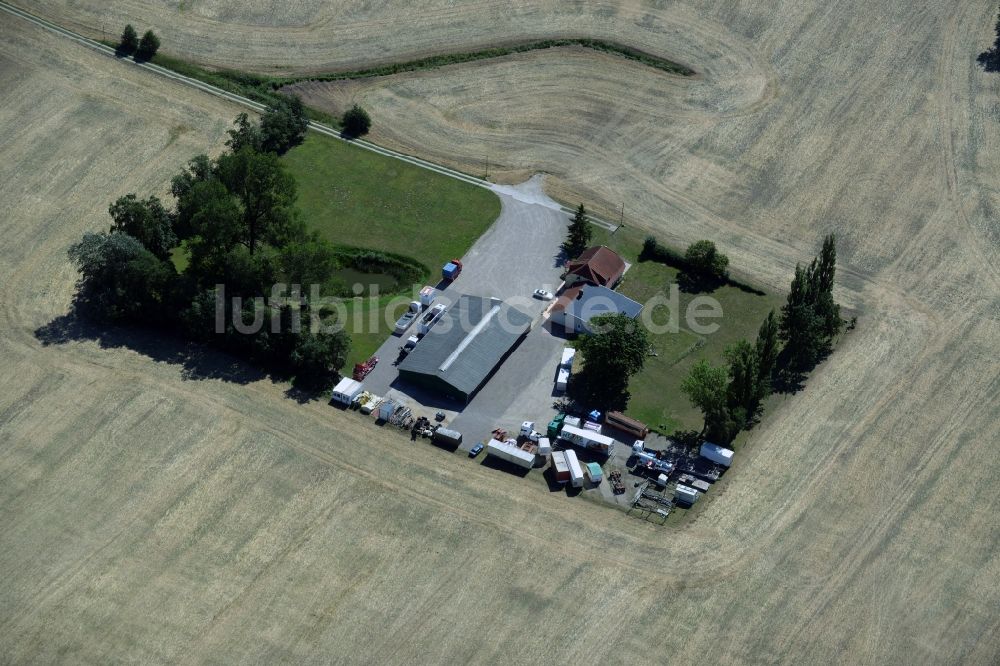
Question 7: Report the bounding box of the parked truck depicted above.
[442,259,463,281]
[564,448,584,488]
[559,424,615,456]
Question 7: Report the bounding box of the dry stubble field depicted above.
[2,2,1000,664]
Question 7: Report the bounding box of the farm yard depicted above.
[2,1,1000,665]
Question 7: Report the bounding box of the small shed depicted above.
[331,378,363,405]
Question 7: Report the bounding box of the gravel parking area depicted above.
[355,176,570,429]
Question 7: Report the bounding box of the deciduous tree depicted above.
[569,313,648,409]
[108,194,177,260]
[341,105,371,138]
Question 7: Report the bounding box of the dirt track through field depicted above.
[1,2,999,664]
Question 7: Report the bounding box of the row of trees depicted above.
[681,235,842,443]
[118,25,160,61]
[68,107,350,386]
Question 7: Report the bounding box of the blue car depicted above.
[469,442,485,458]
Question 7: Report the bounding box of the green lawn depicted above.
[592,228,784,433]
[281,133,500,368]
[283,133,500,277]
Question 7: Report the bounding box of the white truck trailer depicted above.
[555,368,570,392]
[486,439,535,469]
[559,424,615,456]
[564,448,585,488]
[700,442,734,467]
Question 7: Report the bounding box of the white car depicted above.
[533,289,554,300]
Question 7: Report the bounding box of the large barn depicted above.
[397,295,532,403]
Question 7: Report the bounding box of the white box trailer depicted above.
[559,424,615,455]
[700,442,734,467]
[486,439,535,469]
[560,347,576,369]
[331,378,363,405]
[556,368,570,392]
[675,484,700,504]
[419,286,438,308]
[536,437,552,456]
[564,448,584,488]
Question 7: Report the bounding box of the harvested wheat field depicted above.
[2,2,1000,664]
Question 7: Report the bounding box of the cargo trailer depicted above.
[564,448,585,488]
[560,347,576,369]
[605,411,650,439]
[700,442,734,467]
[486,439,535,469]
[330,378,363,406]
[432,427,463,448]
[585,462,603,484]
[675,484,700,505]
[559,424,615,455]
[556,368,570,392]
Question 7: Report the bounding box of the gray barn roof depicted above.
[564,284,643,322]
[398,295,532,397]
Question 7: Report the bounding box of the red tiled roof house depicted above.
[563,246,626,289]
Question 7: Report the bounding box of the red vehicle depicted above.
[352,355,379,381]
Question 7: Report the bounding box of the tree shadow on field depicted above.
[35,310,276,387]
